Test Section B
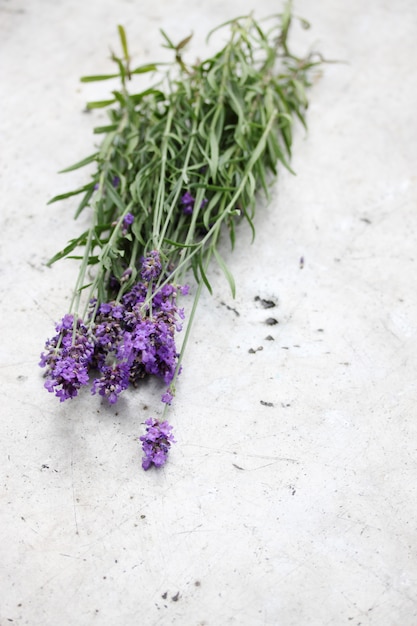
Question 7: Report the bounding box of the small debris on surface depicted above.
[232,463,245,470]
[254,295,276,309]
[260,400,274,407]
[248,346,263,354]
[265,335,274,341]
[299,256,304,269]
[265,317,278,326]
[220,301,240,316]
[171,592,180,602]
[161,592,168,600]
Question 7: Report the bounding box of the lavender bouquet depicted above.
[40,3,322,470]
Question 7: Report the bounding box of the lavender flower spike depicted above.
[141,250,162,282]
[40,314,94,401]
[180,191,208,215]
[140,418,175,470]
[180,191,195,215]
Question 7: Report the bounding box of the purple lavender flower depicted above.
[120,267,132,283]
[161,389,174,404]
[140,418,175,470]
[44,356,90,402]
[180,192,208,215]
[141,250,162,282]
[122,282,148,309]
[121,212,134,236]
[40,314,94,401]
[91,362,130,404]
[123,212,134,226]
[41,275,189,407]
[181,191,195,215]
[93,302,125,366]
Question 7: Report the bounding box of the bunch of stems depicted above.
[42,4,322,468]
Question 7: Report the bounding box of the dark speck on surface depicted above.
[255,295,276,309]
[265,317,278,325]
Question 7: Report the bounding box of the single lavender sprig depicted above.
[140,418,176,470]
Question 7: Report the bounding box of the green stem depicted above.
[153,104,175,248]
[157,91,203,250]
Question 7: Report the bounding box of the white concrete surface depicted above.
[1,0,417,624]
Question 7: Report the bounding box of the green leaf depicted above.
[79,282,94,291]
[74,186,95,219]
[213,248,236,298]
[46,230,90,265]
[196,254,213,294]
[208,128,219,180]
[131,63,159,75]
[291,78,308,107]
[160,29,175,50]
[105,182,126,213]
[163,238,199,249]
[47,184,95,205]
[206,15,250,42]
[118,25,129,61]
[58,153,98,173]
[86,98,116,109]
[129,88,165,104]
[80,74,120,83]
[176,34,193,51]
[93,124,118,134]
[112,90,126,106]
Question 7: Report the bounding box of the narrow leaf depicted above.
[118,25,129,61]
[80,73,120,82]
[74,186,95,219]
[213,248,236,298]
[47,184,95,205]
[58,153,98,173]
[131,63,159,75]
[93,124,118,134]
[86,98,116,109]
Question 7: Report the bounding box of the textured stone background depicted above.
[1,0,417,624]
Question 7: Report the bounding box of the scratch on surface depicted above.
[234,459,298,471]
[173,524,206,536]
[59,553,84,560]
[186,443,299,464]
